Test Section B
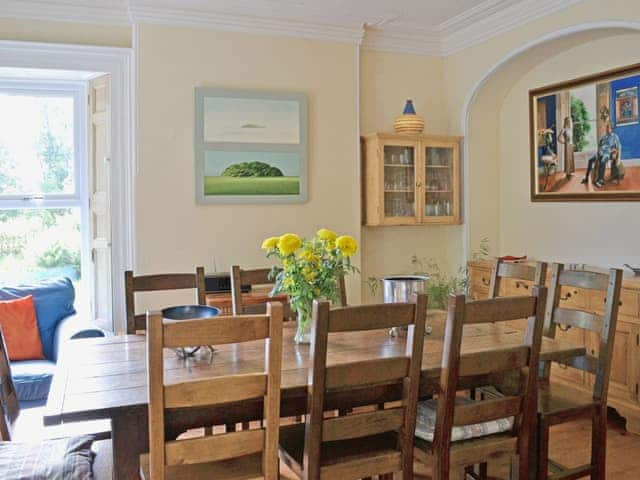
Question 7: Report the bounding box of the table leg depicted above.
[111,409,149,480]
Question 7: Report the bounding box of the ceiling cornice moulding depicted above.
[0,1,131,26]
[128,6,365,44]
[442,0,584,55]
[0,0,585,55]
[361,26,442,57]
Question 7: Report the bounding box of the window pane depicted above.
[0,93,75,195]
[0,208,81,284]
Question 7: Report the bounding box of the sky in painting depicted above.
[204,150,300,176]
[204,96,300,144]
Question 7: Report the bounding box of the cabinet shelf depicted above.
[362,132,462,226]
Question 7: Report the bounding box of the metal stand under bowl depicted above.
[162,305,221,358]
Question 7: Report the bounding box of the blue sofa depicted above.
[0,278,105,407]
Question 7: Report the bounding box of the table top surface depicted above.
[44,312,586,425]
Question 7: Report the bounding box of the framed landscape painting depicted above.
[530,63,640,201]
[195,88,308,204]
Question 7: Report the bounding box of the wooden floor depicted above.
[18,406,640,479]
[541,166,640,194]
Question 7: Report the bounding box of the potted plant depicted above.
[261,229,358,344]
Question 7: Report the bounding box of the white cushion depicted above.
[415,397,514,443]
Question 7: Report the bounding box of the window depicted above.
[0,81,88,290]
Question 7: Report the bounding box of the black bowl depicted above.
[162,305,220,321]
[161,305,221,358]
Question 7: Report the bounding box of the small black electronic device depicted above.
[205,273,250,293]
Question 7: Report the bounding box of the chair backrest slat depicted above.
[164,429,265,466]
[488,259,547,299]
[459,346,529,377]
[302,294,427,479]
[322,407,405,442]
[552,308,603,333]
[543,263,623,401]
[125,267,206,334]
[164,373,268,408]
[325,357,410,390]
[328,303,415,332]
[432,288,547,479]
[558,269,610,291]
[146,302,283,480]
[0,327,20,441]
[231,266,276,316]
[564,354,599,375]
[162,315,269,348]
[452,394,523,427]
[464,296,538,324]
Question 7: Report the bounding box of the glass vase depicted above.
[294,303,312,345]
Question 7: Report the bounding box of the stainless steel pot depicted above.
[381,275,431,336]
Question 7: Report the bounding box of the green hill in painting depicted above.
[207,161,298,195]
[221,161,283,177]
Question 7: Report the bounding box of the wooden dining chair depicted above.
[488,258,548,299]
[537,264,623,480]
[140,302,284,480]
[278,294,427,480]
[0,326,113,478]
[231,265,348,316]
[414,289,547,480]
[124,266,206,334]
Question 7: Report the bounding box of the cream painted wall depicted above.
[498,33,640,267]
[136,23,361,306]
[0,17,131,47]
[359,49,463,302]
[442,0,640,266]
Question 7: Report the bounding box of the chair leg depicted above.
[509,454,519,480]
[591,408,607,480]
[479,462,487,480]
[225,423,236,432]
[537,418,550,480]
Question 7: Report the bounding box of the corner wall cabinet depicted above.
[468,260,640,435]
[361,133,462,226]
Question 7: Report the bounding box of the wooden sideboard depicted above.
[468,260,640,435]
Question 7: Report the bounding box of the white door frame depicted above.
[0,40,135,332]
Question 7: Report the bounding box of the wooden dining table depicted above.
[44,312,586,480]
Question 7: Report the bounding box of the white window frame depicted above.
[0,79,92,294]
[0,41,134,333]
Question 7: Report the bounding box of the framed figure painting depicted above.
[195,88,308,204]
[530,63,640,201]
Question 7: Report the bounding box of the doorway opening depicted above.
[0,69,112,330]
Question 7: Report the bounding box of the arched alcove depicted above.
[462,24,640,267]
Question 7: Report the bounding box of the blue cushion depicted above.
[11,359,56,403]
[0,278,76,360]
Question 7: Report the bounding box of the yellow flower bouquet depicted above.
[262,228,358,343]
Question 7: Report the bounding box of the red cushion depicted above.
[0,295,45,361]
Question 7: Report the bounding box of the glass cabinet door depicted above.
[424,146,454,219]
[382,145,416,219]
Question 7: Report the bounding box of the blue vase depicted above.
[403,99,417,115]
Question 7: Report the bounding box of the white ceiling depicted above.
[0,0,584,55]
